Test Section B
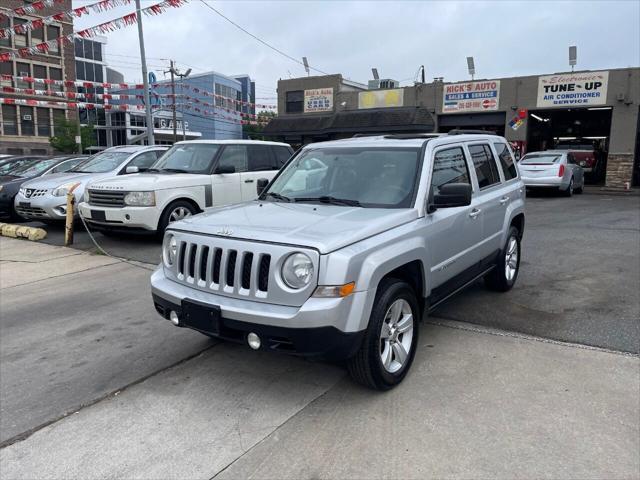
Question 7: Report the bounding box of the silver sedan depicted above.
[519,150,585,196]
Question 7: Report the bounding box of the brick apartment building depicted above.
[0,0,75,155]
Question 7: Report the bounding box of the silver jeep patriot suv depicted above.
[151,133,525,390]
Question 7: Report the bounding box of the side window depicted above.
[128,152,158,169]
[51,158,83,173]
[567,153,577,165]
[272,146,292,167]
[154,150,166,159]
[431,147,471,195]
[468,144,501,189]
[248,145,276,171]
[217,145,248,173]
[493,142,517,180]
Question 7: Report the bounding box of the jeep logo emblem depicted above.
[216,227,233,236]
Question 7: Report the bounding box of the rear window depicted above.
[520,154,562,165]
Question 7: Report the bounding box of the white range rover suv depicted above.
[78,140,293,235]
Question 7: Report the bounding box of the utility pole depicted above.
[135,0,154,145]
[166,61,191,143]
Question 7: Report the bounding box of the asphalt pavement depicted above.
[19,192,640,353]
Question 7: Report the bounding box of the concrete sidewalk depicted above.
[2,321,638,479]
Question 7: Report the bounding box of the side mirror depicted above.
[125,166,139,174]
[257,178,269,196]
[215,165,236,174]
[431,183,472,210]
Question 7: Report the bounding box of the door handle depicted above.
[244,179,254,183]
[499,196,509,205]
[469,208,481,219]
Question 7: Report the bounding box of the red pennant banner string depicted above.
[0,0,188,61]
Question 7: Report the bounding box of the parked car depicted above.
[78,140,293,235]
[555,142,604,181]
[0,155,48,176]
[0,156,87,220]
[519,151,584,196]
[14,146,167,222]
[151,133,525,390]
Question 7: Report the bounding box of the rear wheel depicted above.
[347,278,420,390]
[158,200,197,234]
[563,178,574,197]
[485,226,521,292]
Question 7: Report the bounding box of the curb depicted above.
[0,222,47,241]
[583,187,640,197]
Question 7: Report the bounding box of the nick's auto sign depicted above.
[442,80,500,113]
[537,71,609,107]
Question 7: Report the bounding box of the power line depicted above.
[198,0,330,76]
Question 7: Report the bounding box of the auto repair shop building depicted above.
[264,68,639,189]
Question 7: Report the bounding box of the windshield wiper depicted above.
[294,196,361,207]
[264,192,292,202]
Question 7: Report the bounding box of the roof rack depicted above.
[382,133,443,140]
[447,129,498,136]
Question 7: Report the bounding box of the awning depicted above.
[263,107,435,137]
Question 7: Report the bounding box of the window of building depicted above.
[1,105,18,135]
[215,83,240,110]
[75,60,85,81]
[468,144,501,189]
[94,64,104,83]
[286,90,304,113]
[92,41,102,62]
[52,109,65,135]
[493,142,517,181]
[49,67,62,92]
[31,23,44,46]
[16,62,30,88]
[14,18,27,48]
[20,106,35,136]
[37,107,51,136]
[33,64,46,82]
[47,25,60,55]
[431,147,471,195]
[0,62,12,87]
[82,39,94,60]
[0,17,10,48]
[74,38,84,59]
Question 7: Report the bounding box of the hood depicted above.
[21,171,92,190]
[170,201,419,254]
[89,173,209,191]
[0,176,29,195]
[0,175,23,186]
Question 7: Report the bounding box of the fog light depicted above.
[247,332,261,350]
[169,310,179,326]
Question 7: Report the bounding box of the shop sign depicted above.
[442,80,500,113]
[154,118,188,130]
[358,89,404,109]
[304,88,333,112]
[537,71,609,107]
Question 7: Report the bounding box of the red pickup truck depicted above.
[555,143,604,182]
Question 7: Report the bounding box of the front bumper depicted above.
[13,191,69,220]
[78,202,159,231]
[151,267,368,360]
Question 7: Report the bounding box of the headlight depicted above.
[281,252,313,289]
[53,182,80,197]
[580,161,587,167]
[124,191,155,206]
[163,234,177,266]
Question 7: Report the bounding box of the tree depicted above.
[243,110,277,140]
[49,117,96,153]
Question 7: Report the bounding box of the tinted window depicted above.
[127,152,159,169]
[248,145,276,171]
[468,144,501,189]
[431,147,471,195]
[520,154,562,165]
[272,146,292,166]
[493,143,517,180]
[217,145,248,173]
[154,144,221,174]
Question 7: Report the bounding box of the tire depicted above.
[347,278,420,391]
[574,183,584,194]
[563,177,574,197]
[484,226,521,292]
[158,200,197,234]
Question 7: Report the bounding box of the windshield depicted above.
[520,154,562,165]
[70,152,130,173]
[11,158,61,177]
[152,144,221,174]
[264,147,421,208]
[0,158,41,175]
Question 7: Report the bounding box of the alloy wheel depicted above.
[505,236,519,281]
[379,299,414,373]
[169,207,192,223]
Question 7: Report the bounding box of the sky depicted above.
[74,0,640,100]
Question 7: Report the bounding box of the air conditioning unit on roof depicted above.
[367,78,400,89]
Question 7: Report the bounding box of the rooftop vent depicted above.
[367,78,400,90]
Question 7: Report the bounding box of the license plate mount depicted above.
[91,210,106,221]
[181,299,220,334]
[19,202,31,208]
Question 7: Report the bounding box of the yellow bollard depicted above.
[64,183,80,246]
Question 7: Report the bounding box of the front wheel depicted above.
[485,226,521,292]
[158,200,197,234]
[347,278,420,390]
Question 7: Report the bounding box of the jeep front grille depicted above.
[165,231,318,307]
[88,189,126,208]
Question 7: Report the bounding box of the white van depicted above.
[78,140,293,234]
